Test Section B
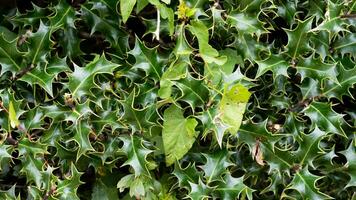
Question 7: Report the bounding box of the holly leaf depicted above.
[284,17,314,59]
[56,164,83,200]
[175,74,209,109]
[0,185,19,200]
[311,1,350,37]
[340,141,356,188]
[255,55,289,79]
[19,63,58,96]
[173,162,203,187]
[17,138,48,157]
[25,21,52,64]
[68,55,119,99]
[73,119,95,160]
[129,38,163,82]
[333,33,356,58]
[296,56,338,83]
[285,167,332,200]
[300,78,322,100]
[0,34,25,76]
[200,150,234,184]
[227,12,267,37]
[188,179,212,200]
[119,89,157,133]
[215,172,254,200]
[9,3,49,28]
[50,0,82,57]
[293,126,327,167]
[0,145,12,171]
[322,63,356,100]
[81,2,122,44]
[119,135,156,177]
[49,0,76,30]
[304,102,346,137]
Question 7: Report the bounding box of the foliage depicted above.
[0,0,355,199]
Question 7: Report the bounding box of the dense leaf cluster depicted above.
[0,0,355,199]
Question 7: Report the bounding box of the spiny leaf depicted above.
[56,164,84,200]
[322,63,356,100]
[285,167,332,200]
[0,34,25,76]
[255,55,289,79]
[295,56,338,83]
[311,1,351,37]
[68,55,119,99]
[227,12,267,37]
[73,119,95,160]
[200,149,234,183]
[293,126,326,167]
[129,38,163,82]
[304,101,346,137]
[284,17,314,59]
[215,172,254,200]
[119,135,156,177]
[26,21,52,64]
[341,141,356,188]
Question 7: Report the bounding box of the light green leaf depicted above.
[219,84,250,136]
[9,101,19,128]
[120,0,136,23]
[162,104,198,166]
[188,20,227,65]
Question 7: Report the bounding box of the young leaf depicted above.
[8,101,19,128]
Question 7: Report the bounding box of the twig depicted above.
[11,64,35,81]
[340,14,356,18]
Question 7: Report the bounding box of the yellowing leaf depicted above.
[219,84,250,134]
[9,101,19,128]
